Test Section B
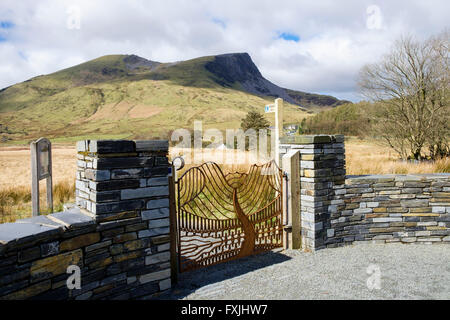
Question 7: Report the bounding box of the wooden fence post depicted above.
[30,138,53,216]
[31,141,39,216]
[282,149,301,249]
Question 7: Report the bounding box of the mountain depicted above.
[0,53,348,144]
[203,53,350,108]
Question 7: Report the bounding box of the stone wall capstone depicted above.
[0,140,172,300]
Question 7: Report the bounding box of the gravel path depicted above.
[159,243,450,300]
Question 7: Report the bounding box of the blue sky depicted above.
[211,18,226,29]
[0,20,14,42]
[0,21,14,29]
[277,32,300,42]
[0,0,448,102]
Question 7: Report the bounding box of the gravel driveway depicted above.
[159,243,450,300]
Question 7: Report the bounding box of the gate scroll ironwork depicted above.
[176,161,283,272]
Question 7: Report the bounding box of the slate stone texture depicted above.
[280,135,450,250]
[0,140,172,300]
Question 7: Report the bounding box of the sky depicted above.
[0,0,448,102]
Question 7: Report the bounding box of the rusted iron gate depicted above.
[171,161,284,273]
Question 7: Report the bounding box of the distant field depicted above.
[345,137,450,175]
[1,138,449,223]
[0,144,77,223]
[0,145,77,189]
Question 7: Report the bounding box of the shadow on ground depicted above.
[156,250,292,300]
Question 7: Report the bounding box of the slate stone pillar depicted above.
[76,140,169,221]
[279,135,346,251]
[75,139,173,296]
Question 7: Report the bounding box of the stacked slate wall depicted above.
[279,135,345,251]
[280,135,450,250]
[326,174,450,246]
[0,140,172,300]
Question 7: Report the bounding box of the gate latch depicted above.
[282,171,289,227]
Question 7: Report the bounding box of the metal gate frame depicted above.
[171,160,284,273]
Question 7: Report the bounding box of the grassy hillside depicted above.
[0,54,341,144]
[301,101,378,137]
[285,89,351,110]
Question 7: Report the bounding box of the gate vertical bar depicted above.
[168,165,178,284]
[177,178,182,273]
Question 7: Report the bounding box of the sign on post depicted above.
[265,98,284,166]
[31,137,53,216]
[264,104,275,113]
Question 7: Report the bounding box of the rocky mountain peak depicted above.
[204,53,262,84]
[205,52,298,104]
[123,54,160,70]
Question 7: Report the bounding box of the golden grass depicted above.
[0,145,77,189]
[345,137,450,175]
[169,147,273,177]
[0,145,77,223]
[0,139,448,223]
[0,181,75,223]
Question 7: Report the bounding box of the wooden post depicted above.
[275,98,284,138]
[282,149,301,249]
[46,142,53,213]
[30,138,53,216]
[265,98,284,166]
[31,142,39,216]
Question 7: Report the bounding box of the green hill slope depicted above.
[301,101,378,136]
[0,53,347,144]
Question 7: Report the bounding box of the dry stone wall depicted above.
[0,140,172,300]
[327,174,450,246]
[280,135,450,250]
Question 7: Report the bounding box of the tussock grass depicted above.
[0,186,33,223]
[0,146,78,222]
[433,157,450,173]
[345,138,450,175]
[0,180,75,223]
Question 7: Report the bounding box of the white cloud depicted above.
[0,0,448,101]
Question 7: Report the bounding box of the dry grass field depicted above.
[0,138,449,223]
[0,145,77,223]
[0,145,77,189]
[169,146,274,178]
[345,137,450,175]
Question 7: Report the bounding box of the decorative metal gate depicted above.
[175,161,283,272]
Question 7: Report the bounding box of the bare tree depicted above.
[358,31,449,160]
[427,32,450,158]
